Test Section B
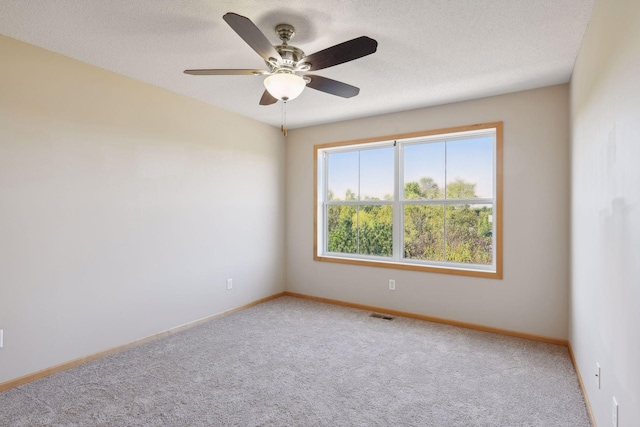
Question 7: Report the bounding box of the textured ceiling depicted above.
[0,1,593,130]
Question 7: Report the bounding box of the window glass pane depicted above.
[403,204,445,261]
[445,204,493,264]
[327,151,358,201]
[357,205,393,257]
[446,136,494,199]
[403,142,445,200]
[360,147,394,201]
[327,205,357,254]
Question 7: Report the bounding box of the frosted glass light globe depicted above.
[264,73,306,101]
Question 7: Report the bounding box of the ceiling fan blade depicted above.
[305,75,360,98]
[184,69,268,76]
[223,13,282,63]
[302,36,378,71]
[259,90,278,105]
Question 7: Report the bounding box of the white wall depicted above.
[286,85,571,339]
[570,0,640,425]
[0,35,286,384]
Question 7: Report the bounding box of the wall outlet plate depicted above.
[226,278,233,290]
[596,362,601,389]
[389,279,396,291]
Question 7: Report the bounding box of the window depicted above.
[314,122,502,278]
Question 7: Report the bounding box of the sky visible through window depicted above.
[328,136,493,200]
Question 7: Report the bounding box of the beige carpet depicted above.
[0,296,590,426]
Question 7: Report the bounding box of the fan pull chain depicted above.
[280,101,288,136]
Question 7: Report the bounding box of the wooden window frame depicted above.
[314,122,503,279]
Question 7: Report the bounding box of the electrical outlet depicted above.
[226,279,233,290]
[389,279,396,291]
[596,363,601,389]
[0,329,3,348]
[612,397,618,427]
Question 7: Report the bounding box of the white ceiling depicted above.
[0,1,593,130]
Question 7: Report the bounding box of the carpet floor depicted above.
[0,296,591,426]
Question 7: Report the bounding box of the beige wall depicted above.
[570,0,640,425]
[0,35,286,384]
[286,85,571,339]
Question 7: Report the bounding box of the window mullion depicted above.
[443,140,448,262]
[357,151,361,254]
[393,141,402,261]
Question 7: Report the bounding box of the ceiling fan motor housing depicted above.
[272,45,307,71]
[268,24,310,73]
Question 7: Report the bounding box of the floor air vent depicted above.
[369,313,395,321]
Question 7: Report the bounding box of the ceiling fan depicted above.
[184,12,378,106]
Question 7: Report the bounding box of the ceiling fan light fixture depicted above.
[264,72,306,101]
